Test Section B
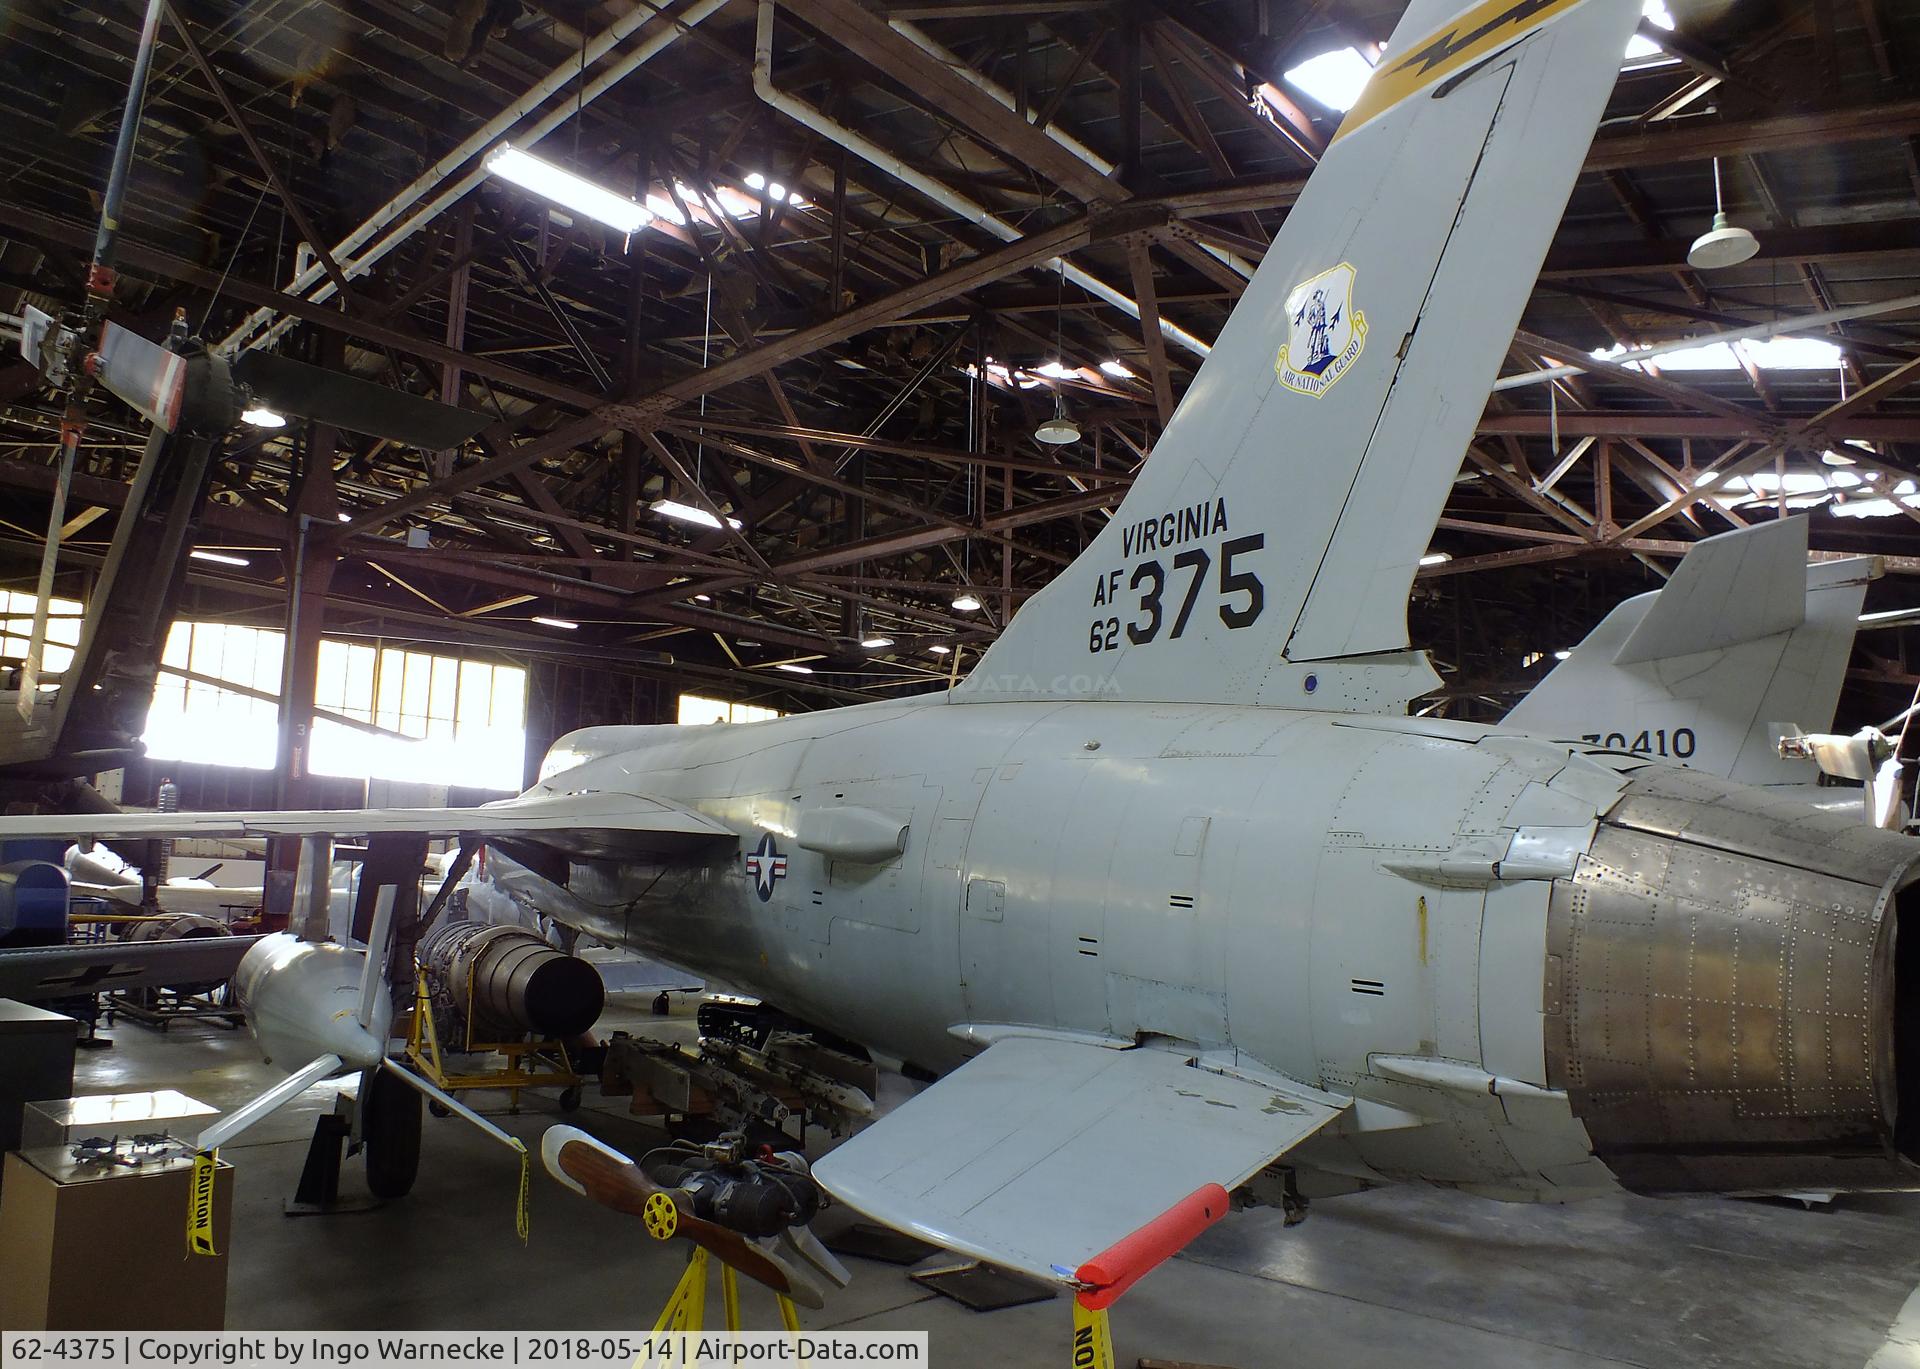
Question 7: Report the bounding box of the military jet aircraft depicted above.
[10,0,1919,1312]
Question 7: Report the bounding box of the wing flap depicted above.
[0,791,736,861]
[812,1036,1347,1299]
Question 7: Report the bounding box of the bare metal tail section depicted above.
[954,0,1641,711]
[1504,517,1877,785]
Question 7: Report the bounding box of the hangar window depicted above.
[678,692,783,726]
[310,643,526,792]
[0,590,85,675]
[137,622,526,791]
[144,621,283,771]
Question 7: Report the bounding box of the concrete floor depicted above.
[68,997,1920,1369]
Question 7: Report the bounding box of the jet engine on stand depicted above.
[407,920,605,1112]
[417,920,604,1043]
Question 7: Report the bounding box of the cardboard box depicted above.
[0,1149,232,1330]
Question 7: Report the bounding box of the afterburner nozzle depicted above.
[1547,766,1920,1194]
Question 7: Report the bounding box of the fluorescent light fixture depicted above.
[1098,360,1136,380]
[240,406,285,428]
[775,663,814,674]
[861,636,894,650]
[189,549,250,567]
[651,498,742,531]
[337,512,352,521]
[951,593,983,612]
[1554,650,1573,661]
[532,616,579,630]
[1280,48,1375,112]
[928,645,952,656]
[1418,552,1451,567]
[484,144,654,235]
[694,593,712,603]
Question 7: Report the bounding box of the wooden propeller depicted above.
[542,1127,825,1309]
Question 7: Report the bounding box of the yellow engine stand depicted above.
[405,970,583,1111]
[650,1247,802,1338]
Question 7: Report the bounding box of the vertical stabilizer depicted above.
[956,0,1640,709]
[1505,518,1878,785]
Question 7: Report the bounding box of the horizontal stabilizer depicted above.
[233,349,492,449]
[0,790,737,862]
[812,1035,1346,1303]
[1614,517,1806,665]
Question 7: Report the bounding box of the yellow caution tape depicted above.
[187,1149,219,1258]
[1070,1298,1114,1369]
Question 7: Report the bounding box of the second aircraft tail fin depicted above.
[1503,518,1878,785]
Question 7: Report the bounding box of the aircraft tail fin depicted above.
[955,0,1641,709]
[1503,518,1878,785]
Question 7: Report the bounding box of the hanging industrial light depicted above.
[1035,259,1081,444]
[1035,390,1080,445]
[1687,158,1759,270]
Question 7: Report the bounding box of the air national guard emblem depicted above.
[1275,262,1367,398]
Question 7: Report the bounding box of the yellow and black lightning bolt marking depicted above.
[1334,0,1594,143]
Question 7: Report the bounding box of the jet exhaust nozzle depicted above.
[418,920,604,1043]
[1547,766,1920,1194]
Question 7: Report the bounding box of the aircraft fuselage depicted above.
[529,696,1920,1203]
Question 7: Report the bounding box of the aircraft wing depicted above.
[811,1035,1348,1306]
[0,934,264,1001]
[0,790,738,862]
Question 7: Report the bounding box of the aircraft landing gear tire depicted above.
[428,1099,452,1119]
[558,1085,583,1113]
[363,1068,423,1200]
